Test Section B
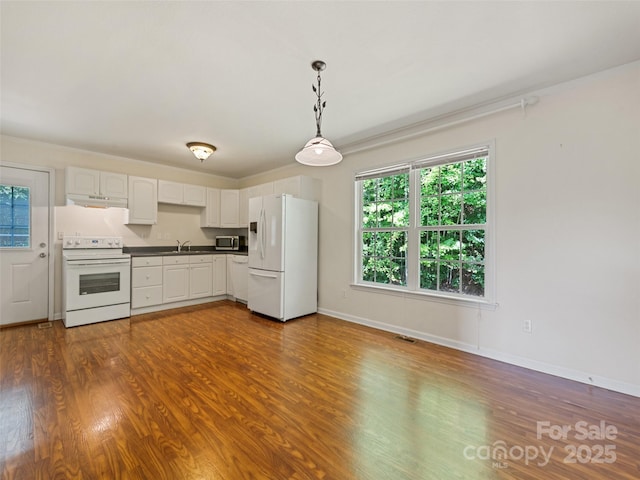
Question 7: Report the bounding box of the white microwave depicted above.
[215,235,245,250]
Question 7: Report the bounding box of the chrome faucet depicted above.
[177,240,191,252]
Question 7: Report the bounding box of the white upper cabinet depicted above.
[220,189,240,228]
[239,188,249,227]
[200,188,221,228]
[273,175,320,202]
[247,182,274,199]
[157,180,183,204]
[184,184,206,206]
[66,167,128,198]
[125,176,157,225]
[100,172,129,198]
[158,180,206,206]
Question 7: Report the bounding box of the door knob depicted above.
[39,252,47,258]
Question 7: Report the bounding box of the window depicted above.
[355,145,492,303]
[361,169,409,286]
[0,184,31,248]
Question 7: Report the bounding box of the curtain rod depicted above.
[340,96,539,155]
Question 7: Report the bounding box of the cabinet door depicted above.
[158,180,184,204]
[132,266,163,287]
[100,172,128,198]
[66,167,100,195]
[190,263,212,298]
[200,187,220,227]
[248,182,274,199]
[132,286,163,308]
[220,189,240,227]
[212,256,227,296]
[184,184,206,206]
[238,188,249,227]
[273,175,320,202]
[163,265,189,303]
[126,176,157,225]
[273,177,300,196]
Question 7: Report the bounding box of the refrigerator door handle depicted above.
[249,270,278,279]
[260,208,266,259]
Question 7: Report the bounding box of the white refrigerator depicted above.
[248,194,318,321]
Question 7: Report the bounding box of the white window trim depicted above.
[353,141,497,308]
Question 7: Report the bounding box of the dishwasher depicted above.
[227,255,248,302]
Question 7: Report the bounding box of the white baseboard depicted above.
[318,307,640,398]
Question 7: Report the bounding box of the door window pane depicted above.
[0,184,30,248]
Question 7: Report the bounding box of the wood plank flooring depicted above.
[1,301,639,479]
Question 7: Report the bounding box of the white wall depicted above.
[2,62,638,396]
[307,62,640,396]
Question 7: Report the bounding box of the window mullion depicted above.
[406,169,419,290]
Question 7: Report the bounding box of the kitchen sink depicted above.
[167,250,212,255]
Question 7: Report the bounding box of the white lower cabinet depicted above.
[212,255,227,296]
[163,256,190,303]
[131,257,163,308]
[189,255,212,298]
[162,255,213,302]
[131,253,241,314]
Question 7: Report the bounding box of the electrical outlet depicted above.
[523,319,532,333]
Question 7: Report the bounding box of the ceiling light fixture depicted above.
[295,60,343,166]
[187,142,216,162]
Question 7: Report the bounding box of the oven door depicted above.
[64,258,131,311]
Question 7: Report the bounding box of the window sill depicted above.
[350,282,498,310]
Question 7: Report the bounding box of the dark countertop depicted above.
[124,245,248,257]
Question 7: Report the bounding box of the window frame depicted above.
[353,142,496,308]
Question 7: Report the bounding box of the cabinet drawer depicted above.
[132,256,163,267]
[189,254,212,264]
[132,266,162,287]
[163,255,190,265]
[132,285,163,308]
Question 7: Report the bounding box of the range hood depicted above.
[66,193,128,209]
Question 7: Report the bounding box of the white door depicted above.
[0,166,50,325]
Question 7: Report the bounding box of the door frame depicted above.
[1,161,55,321]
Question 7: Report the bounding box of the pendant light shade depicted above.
[295,60,342,166]
[295,136,343,166]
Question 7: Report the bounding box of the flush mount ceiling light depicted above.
[187,142,216,162]
[295,60,343,166]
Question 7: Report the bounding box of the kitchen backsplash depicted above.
[55,204,246,246]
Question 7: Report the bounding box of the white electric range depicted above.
[62,236,131,327]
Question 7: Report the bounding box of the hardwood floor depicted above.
[1,301,639,479]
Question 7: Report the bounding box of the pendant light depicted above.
[187,142,216,162]
[295,60,343,166]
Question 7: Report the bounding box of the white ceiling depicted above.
[2,1,640,179]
